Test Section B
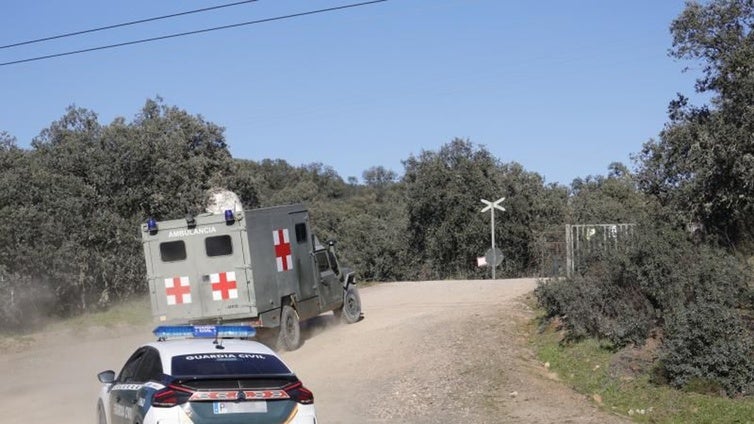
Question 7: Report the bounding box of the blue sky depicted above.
[0,0,703,185]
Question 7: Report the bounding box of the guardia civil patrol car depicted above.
[96,325,316,424]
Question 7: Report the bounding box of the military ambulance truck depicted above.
[140,204,362,351]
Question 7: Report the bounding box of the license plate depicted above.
[213,401,268,414]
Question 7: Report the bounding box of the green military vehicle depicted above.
[140,203,362,350]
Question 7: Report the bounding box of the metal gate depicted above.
[565,223,635,277]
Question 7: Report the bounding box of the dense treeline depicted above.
[1,0,752,398]
[0,101,567,330]
[0,100,239,327]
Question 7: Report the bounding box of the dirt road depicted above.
[1,279,626,423]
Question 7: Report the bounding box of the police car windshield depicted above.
[171,352,291,377]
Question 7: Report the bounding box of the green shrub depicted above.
[535,272,655,348]
[661,302,754,396]
[536,222,754,395]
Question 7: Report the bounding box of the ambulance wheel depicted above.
[277,305,301,351]
[339,285,362,324]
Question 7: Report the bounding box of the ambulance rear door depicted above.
[144,216,254,323]
[196,224,256,319]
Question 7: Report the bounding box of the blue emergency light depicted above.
[146,218,158,233]
[153,325,256,340]
[224,209,235,223]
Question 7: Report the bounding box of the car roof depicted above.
[141,338,285,375]
[144,338,276,357]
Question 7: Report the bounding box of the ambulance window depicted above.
[206,235,233,257]
[160,241,186,262]
[328,251,339,274]
[295,223,307,243]
[315,251,330,273]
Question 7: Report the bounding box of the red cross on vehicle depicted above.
[273,228,292,272]
[165,276,191,305]
[210,271,238,301]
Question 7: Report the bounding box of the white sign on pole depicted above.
[480,197,505,279]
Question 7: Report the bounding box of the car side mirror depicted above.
[98,370,116,384]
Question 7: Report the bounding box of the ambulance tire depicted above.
[277,305,302,351]
[340,285,362,324]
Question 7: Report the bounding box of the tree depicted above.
[362,166,397,202]
[224,159,261,209]
[402,139,561,278]
[569,162,648,224]
[130,98,234,219]
[0,99,239,327]
[0,131,16,151]
[496,162,567,276]
[403,139,499,278]
[636,0,754,248]
[537,1,754,395]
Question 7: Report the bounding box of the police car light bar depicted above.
[153,325,256,340]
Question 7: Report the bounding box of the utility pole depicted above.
[481,197,505,279]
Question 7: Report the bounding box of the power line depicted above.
[0,0,259,50]
[0,0,387,67]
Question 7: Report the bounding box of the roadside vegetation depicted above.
[532,323,754,423]
[533,0,754,413]
[0,0,753,407]
[536,0,754,402]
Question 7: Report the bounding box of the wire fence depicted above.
[534,223,636,278]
